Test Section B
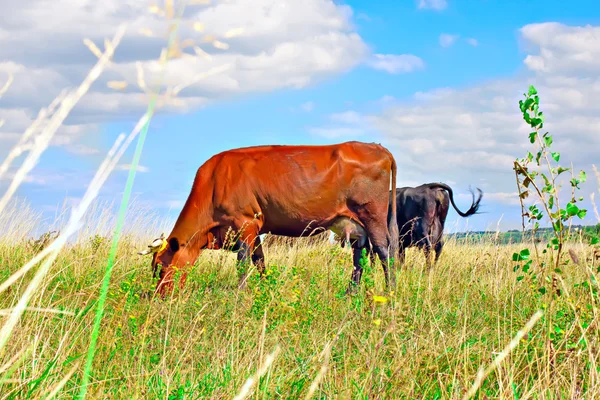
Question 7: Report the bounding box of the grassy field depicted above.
[0,210,598,399]
[1,6,598,398]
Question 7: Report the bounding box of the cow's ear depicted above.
[169,237,180,252]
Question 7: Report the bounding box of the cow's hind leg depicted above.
[415,218,434,270]
[431,221,444,265]
[357,213,396,291]
[368,231,396,291]
[398,244,406,267]
[420,235,433,270]
[367,240,377,267]
[345,239,370,295]
[434,240,444,264]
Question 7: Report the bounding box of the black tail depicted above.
[425,183,482,217]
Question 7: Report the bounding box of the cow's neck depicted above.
[168,194,213,266]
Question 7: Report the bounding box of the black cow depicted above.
[337,183,482,268]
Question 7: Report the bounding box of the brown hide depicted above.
[151,141,399,296]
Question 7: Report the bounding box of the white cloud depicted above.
[0,0,369,156]
[309,110,369,139]
[466,38,478,47]
[417,0,448,11]
[367,54,425,74]
[330,111,364,124]
[440,33,459,48]
[481,192,522,206]
[520,22,600,76]
[309,22,600,228]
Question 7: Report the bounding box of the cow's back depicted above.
[201,141,394,235]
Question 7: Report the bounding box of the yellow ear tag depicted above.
[157,239,168,253]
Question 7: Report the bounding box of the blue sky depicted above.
[2,0,600,234]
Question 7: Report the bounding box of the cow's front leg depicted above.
[233,219,262,290]
[236,239,253,289]
[252,235,266,277]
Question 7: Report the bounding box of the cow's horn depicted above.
[137,234,168,256]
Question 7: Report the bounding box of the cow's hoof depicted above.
[345,284,358,296]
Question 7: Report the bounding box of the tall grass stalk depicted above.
[0,26,126,215]
[0,26,127,355]
[77,5,184,396]
[78,2,236,396]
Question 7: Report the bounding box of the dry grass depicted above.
[0,201,598,399]
[0,1,598,398]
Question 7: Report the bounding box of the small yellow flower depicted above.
[373,295,388,304]
[373,319,381,326]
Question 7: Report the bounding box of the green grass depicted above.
[0,233,598,399]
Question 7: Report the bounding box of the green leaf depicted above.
[551,152,560,162]
[579,171,587,184]
[577,209,587,219]
[517,275,525,281]
[531,118,543,128]
[553,220,564,233]
[529,132,537,144]
[543,134,553,147]
[538,286,547,295]
[523,260,532,273]
[549,196,554,209]
[512,253,519,262]
[557,166,570,175]
[566,202,580,217]
[528,85,538,96]
[519,248,531,261]
[591,237,599,245]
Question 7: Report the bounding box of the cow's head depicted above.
[138,233,173,278]
[138,233,195,290]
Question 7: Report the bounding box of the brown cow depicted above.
[139,141,399,297]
